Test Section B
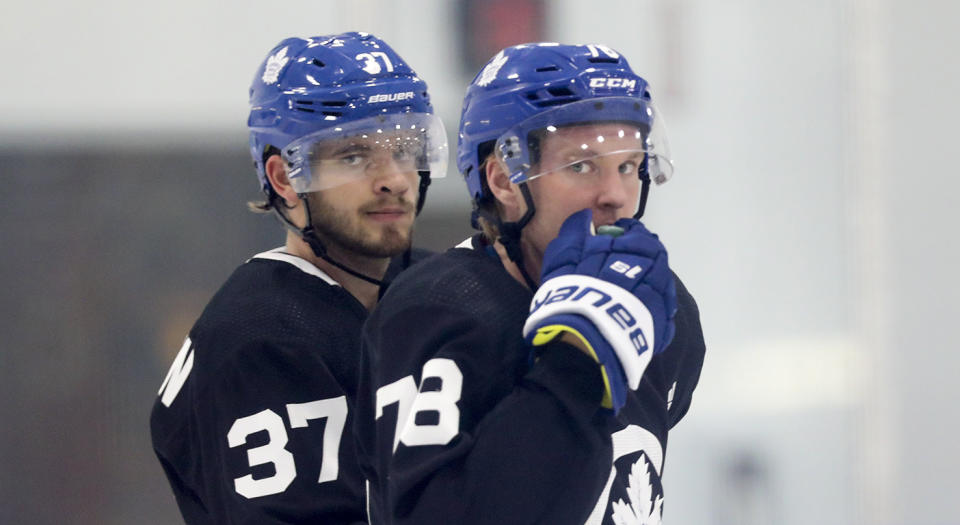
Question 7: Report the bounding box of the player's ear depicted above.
[485,157,523,219]
[265,155,301,208]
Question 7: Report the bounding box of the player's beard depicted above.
[304,192,415,258]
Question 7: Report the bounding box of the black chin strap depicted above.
[633,157,651,219]
[480,184,538,290]
[415,170,431,215]
[275,195,384,287]
[401,171,431,270]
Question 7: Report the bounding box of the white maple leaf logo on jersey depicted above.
[610,458,663,525]
[262,46,290,85]
[476,50,508,87]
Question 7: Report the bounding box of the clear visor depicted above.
[495,97,673,185]
[282,112,448,193]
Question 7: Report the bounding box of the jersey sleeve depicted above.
[356,272,616,524]
[152,335,367,525]
[662,274,706,428]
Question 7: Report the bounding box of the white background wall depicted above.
[2,0,957,523]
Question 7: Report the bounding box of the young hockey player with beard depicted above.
[150,32,447,524]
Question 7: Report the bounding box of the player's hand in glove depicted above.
[522,208,677,414]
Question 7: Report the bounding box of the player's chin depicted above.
[365,227,413,257]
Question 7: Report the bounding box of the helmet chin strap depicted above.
[402,171,431,269]
[480,183,539,290]
[377,171,432,299]
[275,195,384,287]
[633,156,651,219]
[415,170,431,215]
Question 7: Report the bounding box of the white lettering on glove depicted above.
[523,274,655,389]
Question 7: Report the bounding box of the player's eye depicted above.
[568,161,593,175]
[618,161,638,175]
[338,153,366,167]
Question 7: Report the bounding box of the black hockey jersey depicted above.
[354,237,705,525]
[150,248,370,524]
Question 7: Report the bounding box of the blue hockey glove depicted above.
[522,209,677,413]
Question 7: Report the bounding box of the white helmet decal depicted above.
[476,50,508,87]
[262,46,290,85]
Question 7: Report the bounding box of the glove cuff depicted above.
[529,322,619,411]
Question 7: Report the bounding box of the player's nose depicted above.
[369,154,413,195]
[595,169,630,211]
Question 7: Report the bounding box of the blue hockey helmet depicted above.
[457,43,672,206]
[248,32,447,196]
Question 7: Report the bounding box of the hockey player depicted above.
[354,43,705,524]
[149,32,447,524]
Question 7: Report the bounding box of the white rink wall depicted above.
[2,0,958,523]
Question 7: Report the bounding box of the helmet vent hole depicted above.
[309,59,326,68]
[587,56,619,64]
[535,99,574,108]
[535,65,560,72]
[321,111,342,117]
[293,100,315,113]
[547,86,574,97]
[525,92,540,100]
[321,101,347,107]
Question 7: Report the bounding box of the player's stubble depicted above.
[305,191,415,259]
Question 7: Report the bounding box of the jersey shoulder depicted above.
[152,253,368,433]
[378,241,530,323]
[200,255,364,334]
[362,241,533,389]
[195,256,366,366]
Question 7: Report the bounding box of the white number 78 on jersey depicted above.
[376,358,463,451]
